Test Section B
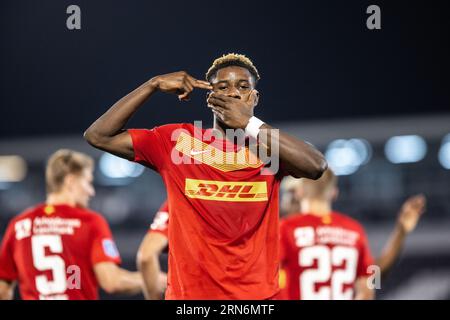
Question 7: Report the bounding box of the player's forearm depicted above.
[354,287,375,300]
[376,223,407,277]
[139,254,163,300]
[0,280,14,300]
[115,269,144,295]
[84,78,158,147]
[258,124,327,179]
[354,277,375,300]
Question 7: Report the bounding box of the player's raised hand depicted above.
[152,71,212,101]
[397,194,426,234]
[207,90,259,129]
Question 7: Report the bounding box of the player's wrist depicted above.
[396,221,408,235]
[245,116,265,139]
[147,77,160,91]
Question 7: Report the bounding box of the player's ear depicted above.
[332,187,339,201]
[251,89,259,107]
[62,174,75,191]
[294,185,304,201]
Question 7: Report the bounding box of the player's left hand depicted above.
[206,90,258,129]
[397,194,426,234]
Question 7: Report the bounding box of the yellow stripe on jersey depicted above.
[185,178,268,202]
[279,268,287,289]
[175,132,263,172]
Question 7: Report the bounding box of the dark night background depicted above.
[1,0,449,138]
[1,0,449,300]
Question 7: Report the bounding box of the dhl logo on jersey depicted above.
[185,178,268,202]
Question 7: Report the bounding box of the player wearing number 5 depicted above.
[0,149,143,300]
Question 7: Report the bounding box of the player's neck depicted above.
[301,199,332,217]
[213,116,249,148]
[46,192,76,207]
[213,116,229,136]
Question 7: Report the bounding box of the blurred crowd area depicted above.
[1,114,449,299]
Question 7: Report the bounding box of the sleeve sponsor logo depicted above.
[294,227,315,247]
[102,239,119,259]
[15,218,32,240]
[150,211,169,231]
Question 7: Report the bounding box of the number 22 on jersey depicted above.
[299,245,358,300]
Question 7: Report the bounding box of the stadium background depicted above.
[1,0,449,299]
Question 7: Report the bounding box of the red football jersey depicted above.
[0,204,121,300]
[279,212,374,300]
[129,123,286,299]
[148,201,169,239]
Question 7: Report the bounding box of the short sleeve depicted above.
[148,201,169,239]
[0,221,18,281]
[356,228,375,278]
[128,124,181,172]
[90,216,122,266]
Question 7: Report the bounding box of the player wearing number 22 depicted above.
[0,150,142,300]
[84,53,327,299]
[278,169,375,300]
[278,169,426,300]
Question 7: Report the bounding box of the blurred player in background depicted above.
[84,53,327,299]
[137,201,169,300]
[0,149,143,300]
[278,169,426,300]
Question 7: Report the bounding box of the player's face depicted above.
[210,66,256,103]
[71,168,95,208]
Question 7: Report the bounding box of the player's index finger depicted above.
[194,81,213,90]
[188,76,212,90]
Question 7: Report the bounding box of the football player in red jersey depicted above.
[137,201,169,300]
[278,170,426,300]
[84,53,327,299]
[0,149,143,300]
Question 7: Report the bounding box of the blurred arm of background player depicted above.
[354,277,375,300]
[0,261,144,299]
[0,280,15,300]
[376,194,426,278]
[0,263,143,298]
[354,195,425,299]
[137,233,168,300]
[94,262,143,295]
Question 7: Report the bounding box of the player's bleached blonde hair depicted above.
[300,168,338,200]
[46,149,94,193]
[205,53,260,83]
[281,176,302,193]
[280,176,302,215]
